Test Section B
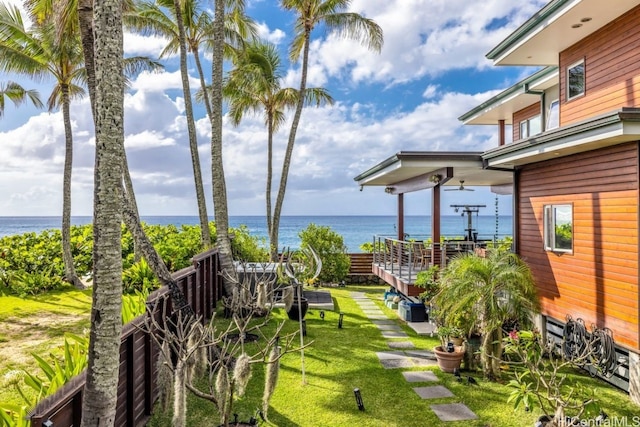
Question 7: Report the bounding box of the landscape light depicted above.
[338,312,344,328]
[354,388,365,411]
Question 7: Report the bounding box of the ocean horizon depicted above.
[0,215,513,253]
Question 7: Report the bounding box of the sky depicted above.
[0,0,548,217]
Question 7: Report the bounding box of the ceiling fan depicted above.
[445,180,475,191]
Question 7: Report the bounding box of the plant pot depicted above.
[287,296,309,320]
[450,337,464,346]
[433,345,465,373]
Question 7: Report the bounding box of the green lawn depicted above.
[147,286,638,427]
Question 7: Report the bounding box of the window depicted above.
[567,60,585,100]
[546,99,559,130]
[544,204,573,253]
[519,115,541,139]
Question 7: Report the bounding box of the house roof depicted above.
[483,108,640,168]
[353,152,513,194]
[459,67,558,125]
[487,0,639,66]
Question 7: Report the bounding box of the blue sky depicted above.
[0,0,547,217]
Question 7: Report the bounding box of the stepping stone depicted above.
[380,358,414,369]
[367,314,389,320]
[375,324,403,331]
[402,371,438,382]
[362,310,385,316]
[388,341,415,349]
[430,403,478,421]
[375,351,407,360]
[350,292,367,299]
[413,385,454,399]
[381,331,409,339]
[371,320,396,326]
[405,350,436,359]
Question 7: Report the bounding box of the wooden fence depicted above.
[28,249,222,427]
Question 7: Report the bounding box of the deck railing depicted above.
[28,248,222,427]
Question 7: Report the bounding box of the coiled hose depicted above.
[562,315,587,360]
[589,326,618,378]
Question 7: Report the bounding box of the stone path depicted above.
[352,291,478,423]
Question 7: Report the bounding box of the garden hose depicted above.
[562,315,587,360]
[589,326,618,378]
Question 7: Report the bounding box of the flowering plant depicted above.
[503,330,600,426]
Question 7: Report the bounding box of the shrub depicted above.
[299,223,350,284]
[9,269,65,297]
[122,259,159,294]
[229,225,269,262]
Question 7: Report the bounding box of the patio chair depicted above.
[412,242,431,269]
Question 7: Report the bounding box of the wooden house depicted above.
[355,0,640,402]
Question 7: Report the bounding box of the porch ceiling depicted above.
[487,0,639,66]
[353,152,513,192]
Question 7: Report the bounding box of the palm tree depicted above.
[433,249,539,380]
[224,40,333,260]
[0,80,43,117]
[272,0,383,255]
[81,0,126,421]
[0,4,87,288]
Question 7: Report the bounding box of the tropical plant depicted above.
[121,289,150,324]
[269,0,383,260]
[298,223,348,284]
[414,264,439,303]
[504,330,601,426]
[122,259,159,294]
[224,39,333,261]
[432,248,539,380]
[0,80,43,118]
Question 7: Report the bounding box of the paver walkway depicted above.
[352,291,478,423]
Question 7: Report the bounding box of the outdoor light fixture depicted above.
[338,312,344,328]
[359,185,364,192]
[43,421,53,427]
[354,388,365,411]
[384,187,394,194]
[320,311,325,320]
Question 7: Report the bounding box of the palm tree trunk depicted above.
[192,46,213,120]
[81,0,125,421]
[173,0,211,248]
[272,29,311,257]
[266,115,275,260]
[211,0,234,295]
[61,85,83,289]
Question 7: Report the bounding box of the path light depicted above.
[338,312,344,328]
[302,320,307,336]
[354,388,365,411]
[320,310,325,320]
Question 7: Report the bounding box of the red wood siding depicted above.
[517,143,639,350]
[512,102,541,141]
[560,5,640,125]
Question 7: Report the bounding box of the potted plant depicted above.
[433,326,465,373]
[415,265,439,320]
[432,248,539,380]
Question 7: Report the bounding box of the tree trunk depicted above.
[81,0,125,422]
[173,360,187,427]
[61,85,83,289]
[174,0,211,248]
[266,115,275,260]
[211,0,234,295]
[272,28,311,258]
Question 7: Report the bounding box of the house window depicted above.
[546,99,559,130]
[567,60,585,100]
[519,115,541,138]
[543,204,573,253]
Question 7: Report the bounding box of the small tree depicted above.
[299,224,349,284]
[433,249,539,380]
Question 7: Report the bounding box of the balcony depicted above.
[371,236,488,297]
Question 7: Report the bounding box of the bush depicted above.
[299,223,350,284]
[228,225,269,262]
[122,259,159,294]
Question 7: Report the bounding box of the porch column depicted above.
[432,185,441,266]
[498,120,505,146]
[397,193,404,240]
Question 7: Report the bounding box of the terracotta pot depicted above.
[450,337,464,346]
[433,345,465,373]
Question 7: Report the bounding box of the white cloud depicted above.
[256,22,286,45]
[123,32,170,58]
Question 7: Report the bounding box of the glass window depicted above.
[519,115,541,139]
[544,204,573,253]
[567,60,585,100]
[546,100,559,130]
[520,121,528,139]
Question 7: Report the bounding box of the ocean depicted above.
[0,215,513,253]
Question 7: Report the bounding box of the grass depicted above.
[147,286,638,427]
